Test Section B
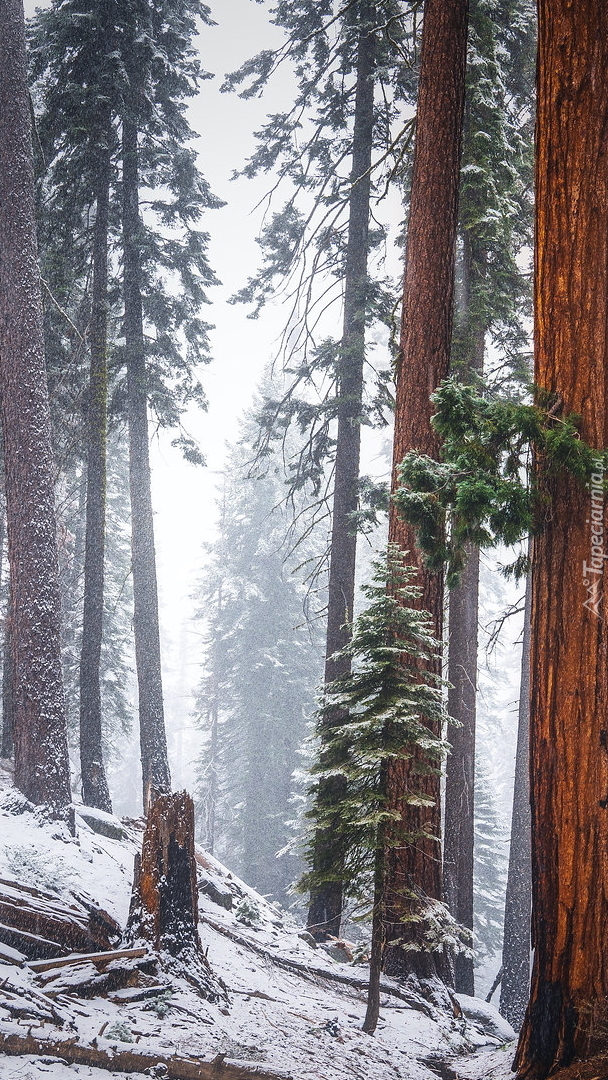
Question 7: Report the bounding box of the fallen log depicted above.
[202,918,435,1018]
[0,878,120,957]
[28,947,148,974]
[0,1026,292,1080]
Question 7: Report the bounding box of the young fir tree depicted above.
[30,0,221,813]
[443,0,534,994]
[300,548,453,1034]
[0,0,72,814]
[196,399,325,904]
[224,0,411,935]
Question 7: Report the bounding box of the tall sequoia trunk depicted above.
[443,234,485,996]
[383,0,468,981]
[306,0,376,940]
[514,4,608,1075]
[0,0,72,814]
[500,563,531,1031]
[79,115,113,813]
[122,84,171,815]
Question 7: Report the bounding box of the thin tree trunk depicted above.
[500,563,531,1031]
[384,0,468,981]
[515,3,608,1074]
[362,762,388,1035]
[0,0,71,814]
[443,538,479,993]
[122,88,171,815]
[307,0,376,940]
[443,234,485,996]
[79,112,113,813]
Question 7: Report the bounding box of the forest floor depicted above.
[0,763,517,1080]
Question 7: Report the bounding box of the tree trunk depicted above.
[307,0,376,940]
[500,564,531,1031]
[362,762,388,1035]
[443,235,485,996]
[384,0,468,981]
[515,4,608,1075]
[443,539,479,994]
[2,585,13,761]
[125,791,217,997]
[0,0,71,814]
[79,112,113,813]
[122,88,171,815]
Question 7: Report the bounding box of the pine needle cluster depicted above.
[393,377,603,585]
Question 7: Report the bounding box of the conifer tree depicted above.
[300,549,450,1033]
[0,0,72,814]
[443,0,534,994]
[500,568,531,1030]
[225,0,409,934]
[385,0,468,982]
[196,398,324,903]
[31,0,221,813]
[514,3,608,1070]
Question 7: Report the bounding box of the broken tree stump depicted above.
[125,791,221,998]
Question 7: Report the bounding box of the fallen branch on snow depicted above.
[202,917,436,1018]
[0,1025,292,1080]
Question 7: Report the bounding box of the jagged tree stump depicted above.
[125,791,219,997]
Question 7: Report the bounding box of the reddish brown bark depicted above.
[0,0,71,814]
[126,792,217,997]
[514,3,608,1076]
[384,0,468,979]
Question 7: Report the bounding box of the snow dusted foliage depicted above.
[195,388,325,905]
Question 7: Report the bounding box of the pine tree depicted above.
[500,567,531,1030]
[300,549,451,1033]
[0,0,72,814]
[225,0,410,935]
[30,0,221,813]
[196,398,324,903]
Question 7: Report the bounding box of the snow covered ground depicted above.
[0,769,517,1080]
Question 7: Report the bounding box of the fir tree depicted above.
[0,0,72,814]
[196,396,325,904]
[30,0,222,812]
[225,0,411,939]
[300,547,454,1033]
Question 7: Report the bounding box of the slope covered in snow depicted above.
[0,771,516,1080]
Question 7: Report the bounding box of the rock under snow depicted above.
[455,993,517,1043]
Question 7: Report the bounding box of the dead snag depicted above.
[125,791,220,998]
